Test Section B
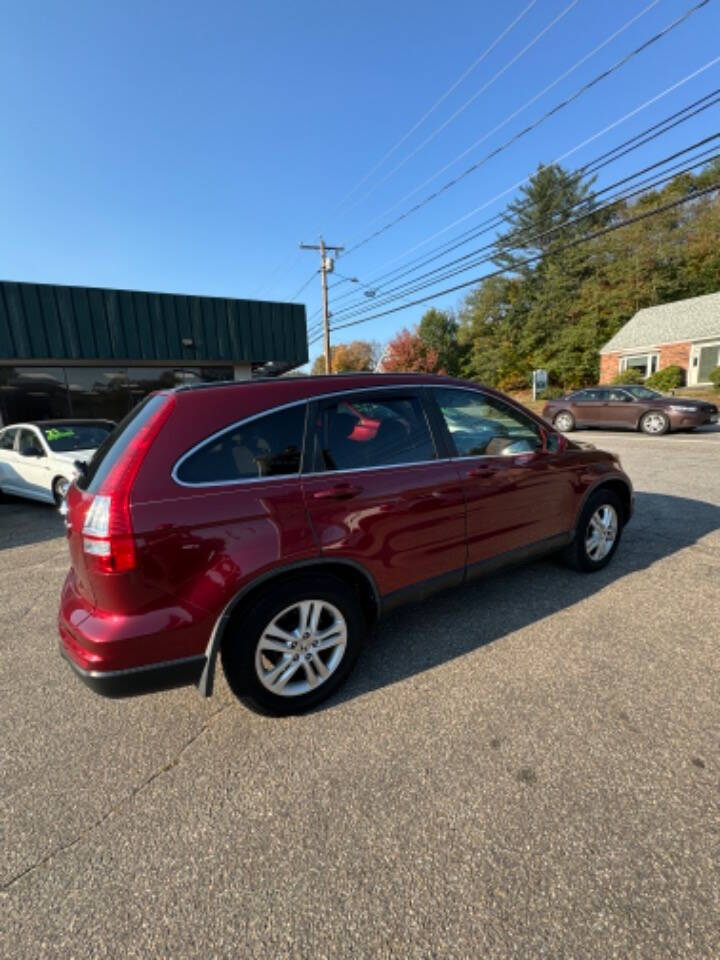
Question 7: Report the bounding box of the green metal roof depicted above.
[0,280,308,366]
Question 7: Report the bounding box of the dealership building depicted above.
[0,280,307,425]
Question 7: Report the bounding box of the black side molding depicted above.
[380,532,573,616]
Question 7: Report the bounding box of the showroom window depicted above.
[66,367,131,421]
[0,367,71,424]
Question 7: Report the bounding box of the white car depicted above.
[0,420,114,505]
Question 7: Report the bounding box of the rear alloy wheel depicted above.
[53,476,70,505]
[221,574,365,715]
[554,411,575,433]
[561,489,623,572]
[640,411,669,435]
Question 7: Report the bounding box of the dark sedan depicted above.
[543,385,718,435]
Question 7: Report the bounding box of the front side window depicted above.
[314,394,435,471]
[625,386,662,400]
[18,429,44,457]
[176,404,306,485]
[435,388,542,457]
[606,389,631,402]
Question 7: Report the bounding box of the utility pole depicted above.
[300,237,344,373]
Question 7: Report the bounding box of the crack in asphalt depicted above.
[0,700,234,894]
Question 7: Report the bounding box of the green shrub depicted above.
[709,365,720,391]
[645,364,686,390]
[611,368,645,385]
[538,387,565,400]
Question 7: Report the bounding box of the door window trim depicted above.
[171,382,553,486]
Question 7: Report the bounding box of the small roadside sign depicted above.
[532,369,548,400]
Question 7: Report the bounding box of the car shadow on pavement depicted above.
[0,496,65,550]
[329,491,720,710]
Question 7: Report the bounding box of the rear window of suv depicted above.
[175,404,307,485]
[78,395,168,492]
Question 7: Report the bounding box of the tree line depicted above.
[315,158,720,388]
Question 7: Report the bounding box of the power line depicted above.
[358,0,662,230]
[325,139,720,326]
[309,180,719,344]
[331,0,539,214]
[343,0,581,216]
[288,271,319,302]
[342,0,714,258]
[368,55,720,273]
[326,88,720,315]
[321,142,720,328]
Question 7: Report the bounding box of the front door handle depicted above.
[467,465,496,478]
[312,483,362,500]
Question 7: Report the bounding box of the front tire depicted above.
[53,476,70,505]
[221,574,365,715]
[640,411,669,435]
[561,489,624,572]
[554,411,576,432]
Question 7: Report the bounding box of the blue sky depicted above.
[2,0,719,369]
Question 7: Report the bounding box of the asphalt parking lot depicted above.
[2,426,719,960]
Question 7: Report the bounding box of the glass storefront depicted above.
[0,365,233,426]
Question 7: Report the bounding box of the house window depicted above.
[697,344,720,383]
[620,353,658,377]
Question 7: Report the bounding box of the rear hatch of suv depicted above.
[64,393,176,608]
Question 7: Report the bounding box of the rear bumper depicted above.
[60,645,205,697]
[58,569,213,697]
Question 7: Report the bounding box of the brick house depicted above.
[599,291,720,386]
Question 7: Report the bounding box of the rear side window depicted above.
[176,404,306,485]
[313,394,436,471]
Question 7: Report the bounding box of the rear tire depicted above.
[553,411,575,432]
[561,489,624,572]
[221,574,365,715]
[640,411,669,435]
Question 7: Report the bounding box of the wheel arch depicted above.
[575,476,633,530]
[197,558,380,697]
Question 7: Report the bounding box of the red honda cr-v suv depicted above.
[59,374,633,714]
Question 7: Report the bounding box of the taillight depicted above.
[82,395,175,574]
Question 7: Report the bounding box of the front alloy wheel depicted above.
[53,476,70,505]
[640,411,669,435]
[561,488,624,572]
[255,600,347,697]
[584,504,618,562]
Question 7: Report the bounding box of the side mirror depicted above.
[544,431,567,454]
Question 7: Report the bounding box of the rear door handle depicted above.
[312,483,362,500]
